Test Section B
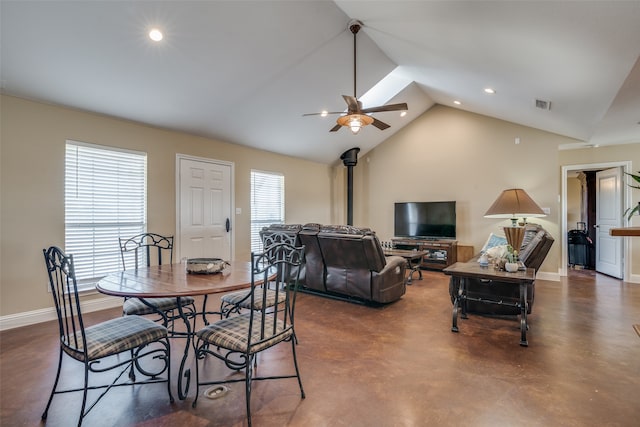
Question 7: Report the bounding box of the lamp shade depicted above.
[484,188,545,222]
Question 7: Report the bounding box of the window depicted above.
[65,141,147,289]
[250,170,284,253]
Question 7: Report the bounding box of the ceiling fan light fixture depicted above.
[337,114,374,134]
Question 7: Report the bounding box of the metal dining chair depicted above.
[219,230,298,318]
[42,246,173,427]
[119,233,196,332]
[192,241,306,427]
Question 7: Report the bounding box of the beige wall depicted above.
[0,95,332,316]
[351,105,592,275]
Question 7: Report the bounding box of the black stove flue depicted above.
[340,147,360,226]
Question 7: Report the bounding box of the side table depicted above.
[443,261,536,346]
[384,249,427,284]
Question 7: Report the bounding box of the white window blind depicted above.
[65,141,147,287]
[250,170,284,253]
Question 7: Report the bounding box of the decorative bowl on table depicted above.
[186,258,230,274]
[504,262,519,272]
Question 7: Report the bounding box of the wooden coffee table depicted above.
[443,261,536,346]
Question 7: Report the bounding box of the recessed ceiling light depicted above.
[149,28,163,42]
[453,100,461,105]
[484,88,495,94]
[321,110,328,117]
[400,111,407,117]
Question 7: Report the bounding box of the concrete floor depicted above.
[1,269,638,426]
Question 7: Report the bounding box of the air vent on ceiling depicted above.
[535,99,551,110]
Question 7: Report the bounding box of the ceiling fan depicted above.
[303,19,408,134]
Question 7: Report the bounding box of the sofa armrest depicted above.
[371,255,407,303]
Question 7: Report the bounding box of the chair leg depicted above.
[42,348,63,420]
[191,340,202,409]
[78,361,90,427]
[128,349,136,381]
[245,354,255,427]
[290,335,305,398]
[164,339,175,403]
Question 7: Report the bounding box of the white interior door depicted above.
[177,156,233,261]
[595,167,623,278]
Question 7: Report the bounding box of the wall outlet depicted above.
[542,207,551,215]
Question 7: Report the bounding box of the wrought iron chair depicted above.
[219,231,297,318]
[192,241,306,427]
[119,233,196,331]
[42,246,172,427]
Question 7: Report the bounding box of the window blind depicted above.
[250,170,284,253]
[65,141,147,286]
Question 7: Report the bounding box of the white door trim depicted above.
[175,154,235,261]
[561,160,633,282]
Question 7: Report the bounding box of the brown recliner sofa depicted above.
[261,224,407,304]
[448,224,554,314]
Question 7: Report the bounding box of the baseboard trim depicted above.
[0,296,122,331]
[536,271,560,282]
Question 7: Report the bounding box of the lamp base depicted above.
[503,226,525,252]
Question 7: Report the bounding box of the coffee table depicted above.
[384,249,427,284]
[443,261,536,346]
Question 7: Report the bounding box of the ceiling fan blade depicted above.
[302,111,345,116]
[342,95,360,113]
[361,102,408,114]
[371,118,390,130]
[330,124,342,132]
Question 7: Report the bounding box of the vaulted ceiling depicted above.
[2,1,639,164]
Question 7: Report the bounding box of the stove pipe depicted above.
[340,147,360,226]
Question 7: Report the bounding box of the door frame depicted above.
[175,154,235,261]
[561,160,632,281]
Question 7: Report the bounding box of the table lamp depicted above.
[484,188,546,251]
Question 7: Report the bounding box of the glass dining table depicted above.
[96,261,255,400]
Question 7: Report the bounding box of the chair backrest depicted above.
[248,242,305,351]
[518,224,555,271]
[119,233,173,270]
[261,228,299,247]
[43,246,87,355]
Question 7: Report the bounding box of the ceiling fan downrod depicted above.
[348,20,363,98]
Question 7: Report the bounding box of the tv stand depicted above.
[392,238,458,270]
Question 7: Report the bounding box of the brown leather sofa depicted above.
[449,224,554,314]
[261,224,407,304]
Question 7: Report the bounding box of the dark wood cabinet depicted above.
[391,238,458,270]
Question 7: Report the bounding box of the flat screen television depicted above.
[394,201,456,239]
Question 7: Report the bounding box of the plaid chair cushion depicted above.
[123,296,195,316]
[221,288,286,311]
[62,315,168,361]
[196,313,292,354]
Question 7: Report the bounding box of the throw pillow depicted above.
[481,232,508,253]
[485,244,508,261]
